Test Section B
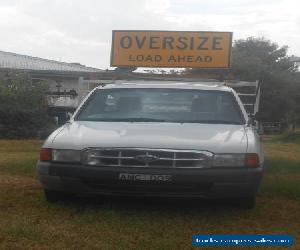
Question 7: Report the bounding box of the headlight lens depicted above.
[213,154,245,167]
[213,153,259,167]
[52,149,81,163]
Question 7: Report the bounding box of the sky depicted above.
[0,0,299,69]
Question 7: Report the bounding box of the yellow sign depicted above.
[111,30,232,68]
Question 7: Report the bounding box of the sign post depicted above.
[111,30,232,68]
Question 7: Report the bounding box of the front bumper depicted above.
[37,161,263,198]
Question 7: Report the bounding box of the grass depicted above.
[269,130,300,144]
[0,139,299,249]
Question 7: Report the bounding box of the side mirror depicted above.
[247,112,263,126]
[247,114,256,126]
[254,112,262,121]
[57,113,72,126]
[66,112,73,122]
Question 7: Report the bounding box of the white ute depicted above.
[37,81,264,208]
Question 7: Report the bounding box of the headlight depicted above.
[52,149,81,163]
[212,153,259,167]
[213,154,245,167]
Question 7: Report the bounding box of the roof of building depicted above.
[289,56,300,62]
[0,50,103,73]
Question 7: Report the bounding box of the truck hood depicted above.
[46,121,248,154]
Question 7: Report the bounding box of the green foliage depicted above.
[231,37,296,80]
[270,131,300,144]
[231,37,300,123]
[0,73,47,108]
[0,72,55,138]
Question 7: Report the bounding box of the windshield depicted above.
[75,88,244,124]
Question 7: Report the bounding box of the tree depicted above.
[0,71,55,138]
[231,37,296,80]
[231,37,300,124]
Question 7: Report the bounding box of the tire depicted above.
[44,189,75,203]
[237,196,256,209]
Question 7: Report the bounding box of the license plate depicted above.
[119,173,172,182]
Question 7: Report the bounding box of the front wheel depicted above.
[44,189,75,203]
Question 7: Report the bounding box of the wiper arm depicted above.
[116,118,167,122]
[84,117,167,122]
[171,120,242,124]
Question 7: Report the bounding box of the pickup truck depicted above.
[37,81,264,208]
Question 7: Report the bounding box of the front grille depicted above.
[82,148,213,168]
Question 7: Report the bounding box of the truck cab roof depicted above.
[97,80,233,92]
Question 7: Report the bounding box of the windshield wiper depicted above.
[83,117,167,122]
[117,118,167,122]
[171,120,242,124]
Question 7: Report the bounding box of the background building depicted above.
[0,50,106,123]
